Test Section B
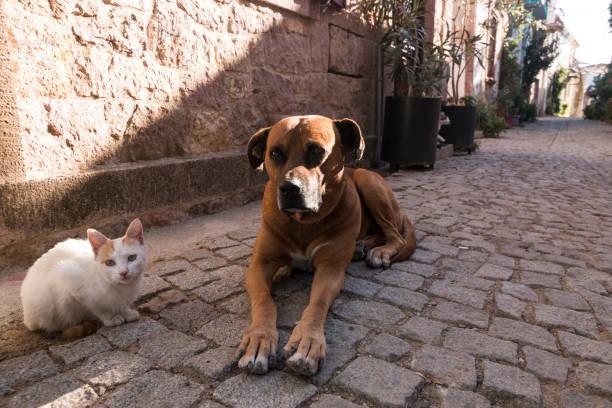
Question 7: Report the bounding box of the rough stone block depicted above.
[559,389,612,408]
[159,299,218,332]
[519,260,564,276]
[495,293,526,319]
[500,282,538,302]
[324,318,370,347]
[412,345,476,389]
[399,317,448,344]
[196,313,249,347]
[575,361,612,395]
[185,346,236,380]
[443,328,517,364]
[214,371,317,408]
[430,301,489,329]
[534,304,598,338]
[489,318,557,352]
[0,351,58,388]
[309,394,363,408]
[543,289,590,311]
[521,271,562,289]
[376,286,429,311]
[49,335,111,365]
[523,346,570,382]
[335,356,424,407]
[441,388,491,408]
[342,276,382,297]
[333,300,404,326]
[558,331,612,364]
[374,270,424,290]
[98,317,168,347]
[312,344,356,386]
[428,280,487,309]
[7,374,98,408]
[364,333,411,361]
[475,263,514,280]
[102,370,204,407]
[392,261,437,277]
[73,351,151,387]
[482,360,541,408]
[138,330,210,369]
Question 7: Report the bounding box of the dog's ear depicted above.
[334,118,365,162]
[247,127,271,170]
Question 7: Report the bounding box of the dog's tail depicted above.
[391,213,417,263]
[62,321,100,340]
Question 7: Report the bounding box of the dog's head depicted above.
[247,115,364,222]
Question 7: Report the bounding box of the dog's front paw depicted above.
[236,325,278,374]
[283,322,325,376]
[123,308,140,322]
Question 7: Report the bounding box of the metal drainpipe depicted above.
[373,43,384,168]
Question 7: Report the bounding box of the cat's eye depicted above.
[127,254,137,262]
[105,260,116,267]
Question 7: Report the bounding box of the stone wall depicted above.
[0,0,378,260]
[2,0,377,179]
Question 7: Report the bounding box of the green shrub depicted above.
[583,63,612,123]
[481,115,509,138]
[460,96,508,138]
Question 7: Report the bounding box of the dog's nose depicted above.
[279,180,301,195]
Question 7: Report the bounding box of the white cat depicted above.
[21,218,147,337]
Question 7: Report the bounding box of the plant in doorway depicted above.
[353,0,447,171]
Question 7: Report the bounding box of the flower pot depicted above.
[440,105,477,151]
[505,115,520,127]
[381,96,441,170]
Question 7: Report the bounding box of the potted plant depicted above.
[438,22,485,153]
[354,0,446,171]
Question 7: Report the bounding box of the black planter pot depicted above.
[381,96,441,170]
[440,105,477,151]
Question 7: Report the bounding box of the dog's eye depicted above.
[270,150,285,163]
[105,259,116,267]
[306,144,325,166]
[127,254,137,262]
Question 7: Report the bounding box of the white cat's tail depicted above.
[62,321,100,339]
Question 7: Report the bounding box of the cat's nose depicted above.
[119,271,129,279]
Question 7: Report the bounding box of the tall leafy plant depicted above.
[546,68,571,115]
[354,0,446,97]
[521,28,559,97]
[439,22,485,104]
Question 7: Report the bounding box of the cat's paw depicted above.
[124,308,140,322]
[102,315,126,327]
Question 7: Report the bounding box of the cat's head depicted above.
[87,218,147,284]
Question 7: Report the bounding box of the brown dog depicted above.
[237,115,416,375]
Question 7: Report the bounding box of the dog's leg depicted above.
[353,168,416,267]
[237,231,288,374]
[283,243,354,376]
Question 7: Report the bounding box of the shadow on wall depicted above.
[95,12,375,166]
[0,0,377,261]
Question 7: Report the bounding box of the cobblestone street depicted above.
[1,118,611,407]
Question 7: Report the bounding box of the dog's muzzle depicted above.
[278,179,320,216]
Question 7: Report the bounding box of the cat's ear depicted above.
[125,218,144,244]
[87,229,109,257]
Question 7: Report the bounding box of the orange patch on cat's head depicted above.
[98,240,115,262]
